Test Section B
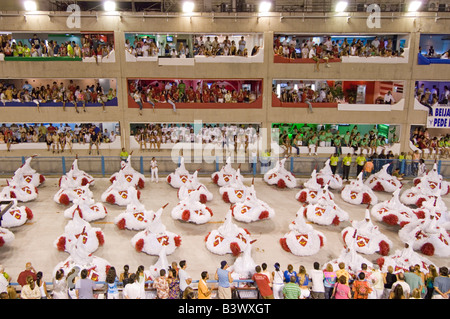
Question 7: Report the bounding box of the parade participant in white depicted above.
[364,164,402,193]
[341,172,378,206]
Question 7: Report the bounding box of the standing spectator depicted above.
[52,269,68,299]
[432,267,450,299]
[389,284,406,299]
[342,153,352,181]
[356,153,366,177]
[352,272,372,299]
[89,129,100,155]
[425,264,438,299]
[329,153,339,175]
[167,268,180,299]
[123,274,144,299]
[178,260,192,298]
[381,265,397,299]
[75,269,96,299]
[370,265,384,299]
[197,271,212,299]
[331,275,351,299]
[215,260,232,299]
[36,271,51,299]
[20,276,41,299]
[282,276,301,299]
[391,272,410,299]
[153,269,169,299]
[106,267,120,300]
[150,157,159,183]
[119,264,131,287]
[283,264,298,284]
[252,265,274,299]
[271,263,284,299]
[260,263,272,288]
[323,263,337,299]
[404,266,423,297]
[310,262,325,299]
[17,262,37,287]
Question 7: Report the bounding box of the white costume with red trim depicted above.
[167,157,191,188]
[230,184,275,223]
[205,210,253,256]
[342,209,392,256]
[413,163,450,196]
[109,155,145,189]
[54,210,105,254]
[177,171,213,204]
[229,241,258,282]
[296,169,335,204]
[326,239,374,277]
[131,205,181,256]
[364,164,402,193]
[63,196,108,222]
[370,188,417,227]
[114,194,156,231]
[0,227,14,247]
[211,157,239,187]
[8,156,45,188]
[59,159,95,188]
[263,157,297,189]
[101,174,142,206]
[0,199,33,228]
[341,172,378,205]
[1,180,38,203]
[54,183,93,206]
[315,159,343,190]
[280,213,326,256]
[219,169,249,204]
[301,185,349,226]
[171,190,213,224]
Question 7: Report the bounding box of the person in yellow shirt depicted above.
[356,154,366,177]
[342,153,352,181]
[330,153,339,175]
[197,271,211,299]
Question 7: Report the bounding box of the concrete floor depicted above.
[1,173,450,287]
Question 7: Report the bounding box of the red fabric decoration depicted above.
[399,221,410,228]
[382,214,399,226]
[362,193,372,204]
[277,179,286,189]
[9,191,16,198]
[39,175,45,184]
[167,175,171,183]
[59,194,70,205]
[206,207,213,216]
[96,231,105,245]
[25,207,33,220]
[414,179,420,186]
[56,237,66,251]
[222,192,230,203]
[110,176,116,183]
[212,174,219,184]
[317,178,324,186]
[137,190,141,199]
[230,242,241,256]
[376,257,385,269]
[81,178,89,186]
[135,238,144,252]
[421,243,435,256]
[182,210,191,221]
[259,210,269,220]
[332,216,340,226]
[138,178,145,189]
[200,194,207,204]
[416,198,426,208]
[279,238,291,252]
[414,210,426,219]
[297,191,307,203]
[116,218,126,230]
[0,237,4,247]
[342,230,348,242]
[205,232,211,242]
[244,228,251,235]
[58,177,62,187]
[174,236,182,247]
[319,235,324,248]
[379,240,390,256]
[373,182,384,192]
[106,194,116,204]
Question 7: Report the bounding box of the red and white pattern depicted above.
[341,172,378,206]
[263,158,297,189]
[365,164,402,193]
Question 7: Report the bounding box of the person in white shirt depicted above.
[384,91,395,104]
[150,157,158,183]
[123,274,145,299]
[178,260,192,296]
[271,263,284,299]
[310,262,326,299]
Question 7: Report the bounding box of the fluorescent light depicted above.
[24,0,37,11]
[335,1,348,12]
[182,1,195,13]
[259,1,272,13]
[408,1,422,12]
[103,1,116,12]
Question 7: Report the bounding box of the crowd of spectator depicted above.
[130,80,260,113]
[125,34,260,58]
[415,83,450,108]
[0,79,116,111]
[274,35,405,63]
[0,33,114,60]
[0,123,117,153]
[410,127,450,159]
[2,259,449,300]
[132,123,260,152]
[276,124,398,157]
[420,45,450,59]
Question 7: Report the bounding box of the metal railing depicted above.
[1,155,448,179]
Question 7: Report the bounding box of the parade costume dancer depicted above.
[296,169,334,204]
[177,170,213,204]
[167,157,191,188]
[230,183,275,223]
[211,157,239,187]
[109,155,145,189]
[315,159,343,190]
[364,164,402,193]
[370,188,416,227]
[0,199,33,228]
[377,242,435,274]
[263,157,297,189]
[114,193,157,231]
[219,169,249,204]
[171,190,213,224]
[341,172,378,205]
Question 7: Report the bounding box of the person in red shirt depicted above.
[252,265,274,299]
[17,262,37,287]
